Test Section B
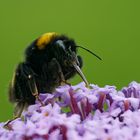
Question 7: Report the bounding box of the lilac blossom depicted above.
[1,81,140,139]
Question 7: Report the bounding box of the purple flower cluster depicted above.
[1,81,140,140]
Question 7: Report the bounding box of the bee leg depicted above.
[4,102,26,129]
[13,63,44,107]
[51,58,71,86]
[25,67,44,106]
[14,101,28,117]
[11,63,44,113]
[4,63,45,129]
[61,80,71,86]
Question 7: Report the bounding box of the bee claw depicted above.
[3,116,19,130]
[34,93,44,106]
[61,80,71,86]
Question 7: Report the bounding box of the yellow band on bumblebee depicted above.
[36,32,58,49]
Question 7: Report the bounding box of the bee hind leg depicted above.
[4,102,26,129]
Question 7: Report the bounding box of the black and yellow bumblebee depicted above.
[8,32,101,118]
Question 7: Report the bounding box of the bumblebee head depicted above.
[54,39,89,86]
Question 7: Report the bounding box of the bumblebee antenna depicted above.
[76,46,102,60]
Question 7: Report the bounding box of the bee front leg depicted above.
[41,58,71,93]
[50,58,71,86]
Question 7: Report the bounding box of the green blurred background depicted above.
[0,0,140,121]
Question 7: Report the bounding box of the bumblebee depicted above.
[9,32,101,118]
